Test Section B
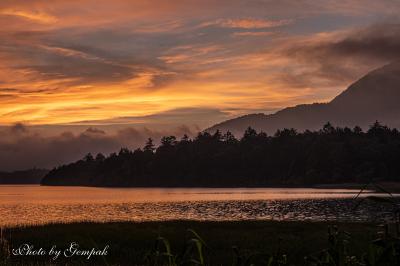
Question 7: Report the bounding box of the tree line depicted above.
[41,122,400,187]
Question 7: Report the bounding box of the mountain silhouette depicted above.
[208,61,400,135]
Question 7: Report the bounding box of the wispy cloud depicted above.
[232,31,275,37]
[208,18,292,29]
[0,0,399,129]
[0,8,57,24]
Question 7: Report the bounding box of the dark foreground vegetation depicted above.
[0,220,394,266]
[42,121,400,187]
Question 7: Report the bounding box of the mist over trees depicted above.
[41,122,400,187]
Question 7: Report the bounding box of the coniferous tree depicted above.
[41,121,400,187]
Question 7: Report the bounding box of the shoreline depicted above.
[6,181,400,193]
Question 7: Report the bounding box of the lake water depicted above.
[0,185,398,226]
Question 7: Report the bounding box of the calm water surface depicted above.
[0,185,398,226]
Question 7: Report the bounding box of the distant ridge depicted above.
[0,169,48,184]
[208,61,400,135]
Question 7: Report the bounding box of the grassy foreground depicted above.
[0,220,386,265]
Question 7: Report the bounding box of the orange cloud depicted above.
[0,8,57,24]
[232,31,275,37]
[214,18,292,29]
[0,0,399,128]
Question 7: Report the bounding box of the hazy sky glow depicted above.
[1,0,400,129]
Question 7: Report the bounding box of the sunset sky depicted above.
[2,0,400,127]
[1,0,400,170]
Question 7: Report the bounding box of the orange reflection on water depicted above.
[0,185,394,226]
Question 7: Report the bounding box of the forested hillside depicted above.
[41,122,400,187]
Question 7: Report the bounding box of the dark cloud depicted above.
[21,45,136,84]
[240,22,400,97]
[83,127,106,135]
[0,124,196,171]
[72,107,231,127]
[282,23,400,84]
[324,24,400,60]
[0,88,18,92]
[0,17,279,88]
[10,123,28,134]
[286,23,400,61]
[0,28,174,88]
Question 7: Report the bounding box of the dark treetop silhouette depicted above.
[41,122,400,187]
